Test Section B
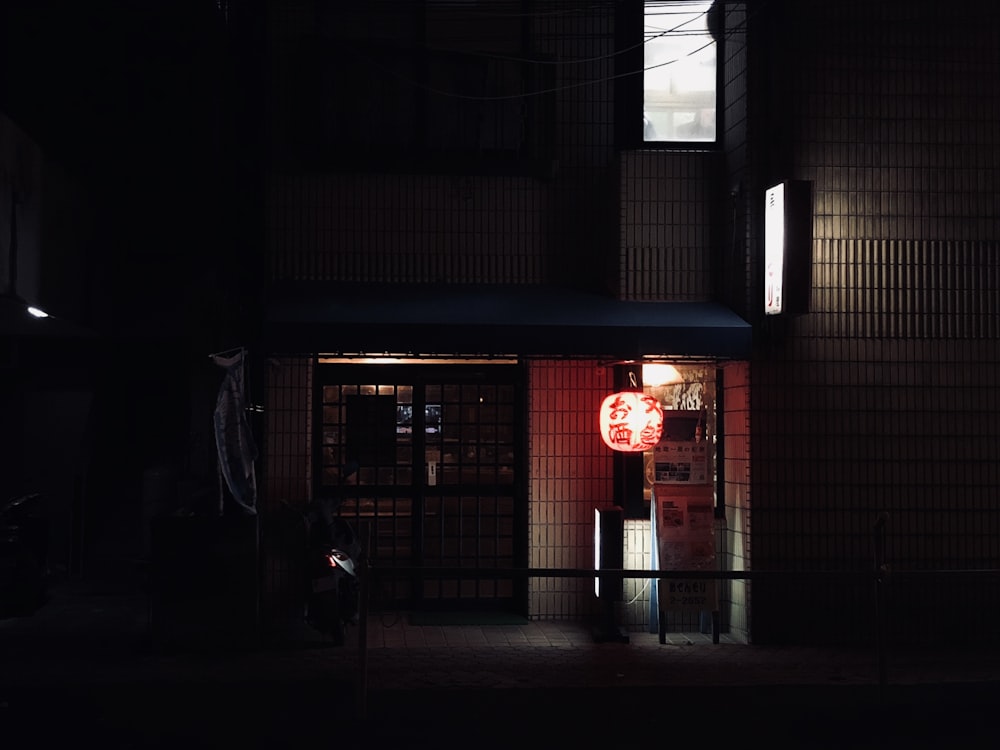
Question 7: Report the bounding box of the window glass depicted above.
[643,1,717,142]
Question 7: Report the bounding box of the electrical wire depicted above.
[353,36,718,101]
[626,577,651,605]
[316,3,766,102]
[422,22,705,67]
[423,1,614,19]
[339,4,718,68]
[334,1,711,20]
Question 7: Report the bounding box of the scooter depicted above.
[0,492,49,618]
[304,495,361,645]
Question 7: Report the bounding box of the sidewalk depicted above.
[2,579,999,748]
[2,577,998,691]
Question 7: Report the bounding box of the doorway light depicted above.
[318,355,517,365]
[642,363,682,387]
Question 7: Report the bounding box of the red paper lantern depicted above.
[599,391,664,452]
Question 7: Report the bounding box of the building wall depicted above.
[716,3,753,643]
[720,2,752,317]
[261,356,312,512]
[527,359,614,619]
[746,0,1000,645]
[260,2,742,632]
[266,173,550,284]
[259,356,312,639]
[257,1,1000,646]
[720,361,751,642]
[618,149,721,301]
[260,356,620,624]
[263,1,718,300]
[264,1,619,290]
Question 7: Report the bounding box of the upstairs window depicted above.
[643,1,718,143]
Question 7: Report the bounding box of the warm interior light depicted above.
[599,390,664,452]
[317,355,516,365]
[642,363,682,387]
[26,306,49,318]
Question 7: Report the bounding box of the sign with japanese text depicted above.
[661,578,716,611]
[764,181,785,315]
[653,484,718,612]
[652,410,710,485]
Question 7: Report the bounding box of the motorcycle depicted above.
[0,492,49,618]
[304,494,361,646]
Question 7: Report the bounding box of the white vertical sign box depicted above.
[764,180,812,316]
[764,182,786,315]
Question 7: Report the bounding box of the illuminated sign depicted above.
[763,180,812,316]
[764,182,785,315]
[599,390,664,453]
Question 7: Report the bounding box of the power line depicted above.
[351,36,715,101]
[322,3,737,102]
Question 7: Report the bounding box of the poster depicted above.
[652,410,710,485]
[653,484,718,612]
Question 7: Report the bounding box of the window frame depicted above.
[617,0,723,149]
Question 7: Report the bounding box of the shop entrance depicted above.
[314,361,526,614]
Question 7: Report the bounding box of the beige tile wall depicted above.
[527,359,614,619]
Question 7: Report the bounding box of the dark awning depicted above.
[262,283,752,360]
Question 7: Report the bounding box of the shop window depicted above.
[346,395,397,466]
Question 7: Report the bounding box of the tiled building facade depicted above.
[256,0,1000,646]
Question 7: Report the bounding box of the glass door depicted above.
[314,362,525,613]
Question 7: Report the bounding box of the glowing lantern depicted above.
[599,390,664,452]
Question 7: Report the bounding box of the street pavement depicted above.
[2,577,999,749]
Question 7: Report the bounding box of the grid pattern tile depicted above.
[266,174,548,284]
[748,0,1000,645]
[527,360,614,619]
[618,150,719,301]
[262,356,312,512]
[260,356,313,641]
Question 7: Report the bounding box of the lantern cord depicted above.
[628,371,638,389]
[626,578,651,606]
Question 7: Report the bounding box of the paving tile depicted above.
[4,588,1000,696]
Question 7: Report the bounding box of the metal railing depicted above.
[332,516,1000,718]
